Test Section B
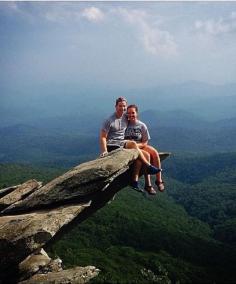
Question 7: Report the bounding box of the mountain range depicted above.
[1,105,235,166]
[1,81,236,127]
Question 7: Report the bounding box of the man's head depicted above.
[115,97,127,117]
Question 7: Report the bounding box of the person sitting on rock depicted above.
[99,97,161,177]
[125,104,164,194]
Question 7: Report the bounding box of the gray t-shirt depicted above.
[101,113,128,146]
[125,120,150,143]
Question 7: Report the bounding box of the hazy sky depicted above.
[1,1,236,91]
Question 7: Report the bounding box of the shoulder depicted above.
[104,113,115,123]
[137,120,148,129]
[110,113,116,120]
[102,114,115,130]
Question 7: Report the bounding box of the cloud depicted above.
[2,3,177,57]
[44,5,81,23]
[44,5,105,24]
[194,12,236,36]
[1,2,37,22]
[117,8,177,57]
[4,3,104,24]
[81,7,105,23]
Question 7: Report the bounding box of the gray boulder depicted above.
[19,266,100,284]
[0,204,90,276]
[0,185,20,198]
[18,249,53,281]
[0,179,42,211]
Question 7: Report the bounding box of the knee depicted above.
[126,140,138,149]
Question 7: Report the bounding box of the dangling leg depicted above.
[142,150,156,195]
[130,159,143,192]
[143,145,164,192]
[125,141,161,175]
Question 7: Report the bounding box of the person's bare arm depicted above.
[100,130,108,157]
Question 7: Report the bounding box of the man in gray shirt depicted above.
[100,97,128,155]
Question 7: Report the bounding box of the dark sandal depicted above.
[155,180,165,192]
[145,185,157,195]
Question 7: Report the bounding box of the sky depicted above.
[1,1,236,92]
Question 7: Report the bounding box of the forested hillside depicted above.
[165,153,236,247]
[1,151,236,283]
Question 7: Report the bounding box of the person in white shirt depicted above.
[125,104,164,194]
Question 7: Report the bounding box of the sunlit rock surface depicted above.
[0,179,42,211]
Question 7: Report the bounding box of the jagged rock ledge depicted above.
[0,149,170,283]
[18,248,100,284]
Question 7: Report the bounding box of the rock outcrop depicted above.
[18,249,100,284]
[19,266,100,284]
[0,179,42,211]
[0,149,170,283]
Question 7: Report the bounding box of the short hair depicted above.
[127,104,138,113]
[115,97,127,106]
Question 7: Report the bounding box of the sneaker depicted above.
[147,165,162,175]
[144,185,157,195]
[130,181,144,193]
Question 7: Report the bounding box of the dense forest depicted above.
[1,151,236,283]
